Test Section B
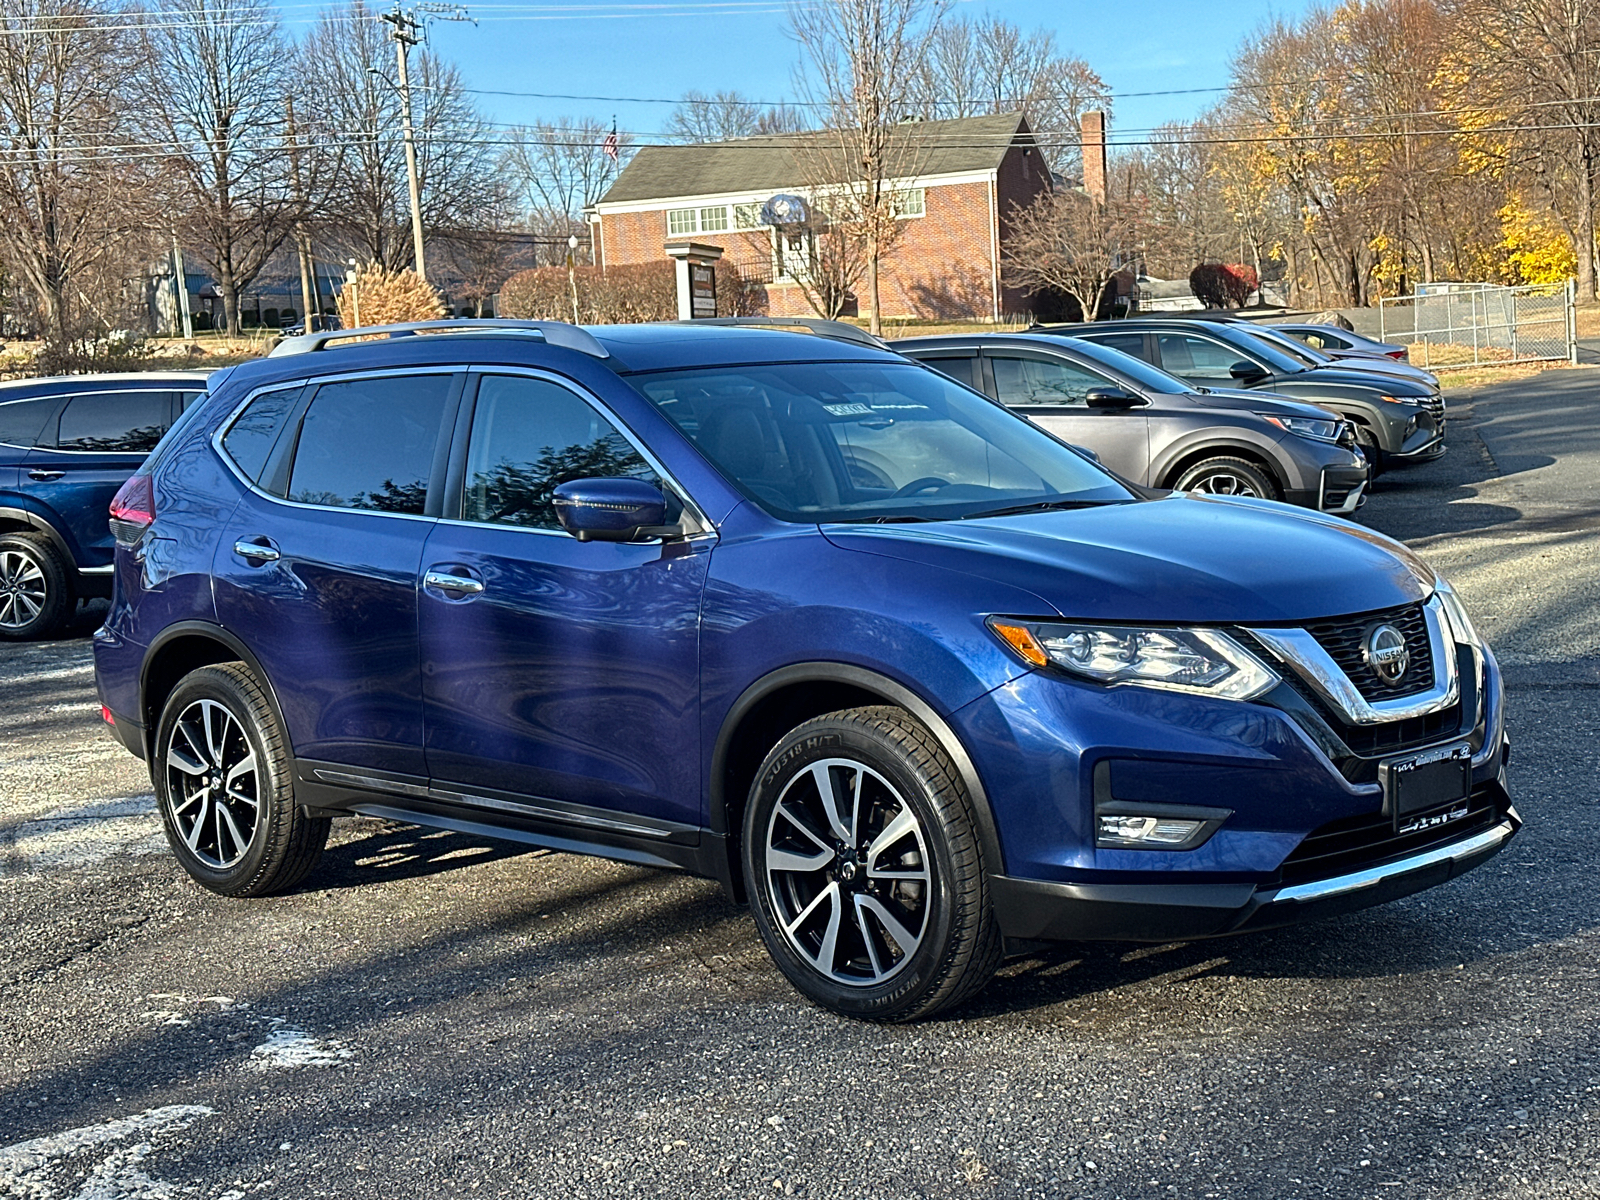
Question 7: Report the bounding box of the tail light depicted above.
[109,473,155,546]
[1387,349,1408,361]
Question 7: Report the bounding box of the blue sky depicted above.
[390,0,1317,146]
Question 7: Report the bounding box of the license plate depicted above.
[1381,742,1471,828]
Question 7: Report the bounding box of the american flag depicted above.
[602,121,619,162]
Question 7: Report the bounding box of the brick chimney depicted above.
[1081,110,1108,205]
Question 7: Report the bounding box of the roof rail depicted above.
[679,317,892,351]
[268,319,610,359]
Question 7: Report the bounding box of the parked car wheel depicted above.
[742,706,1002,1022]
[0,532,73,640]
[1352,425,1386,477]
[154,663,329,897]
[1172,457,1280,501]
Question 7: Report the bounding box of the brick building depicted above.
[589,112,1048,322]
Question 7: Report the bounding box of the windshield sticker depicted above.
[822,402,874,417]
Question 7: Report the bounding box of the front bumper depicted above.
[1318,465,1368,513]
[994,791,1517,943]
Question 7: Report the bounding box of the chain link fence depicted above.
[1378,280,1577,369]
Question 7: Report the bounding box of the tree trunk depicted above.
[219,260,240,335]
[867,249,882,336]
[1576,156,1597,302]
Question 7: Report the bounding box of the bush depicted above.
[32,331,156,376]
[336,265,447,328]
[499,260,759,324]
[1189,262,1258,308]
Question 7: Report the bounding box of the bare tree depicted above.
[789,0,945,335]
[133,0,300,334]
[301,1,498,271]
[504,118,629,263]
[0,0,157,343]
[913,17,1110,177]
[782,194,869,318]
[1003,188,1141,320]
[438,178,535,314]
[666,90,804,142]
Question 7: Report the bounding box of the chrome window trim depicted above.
[1247,594,1458,725]
[1264,819,1515,904]
[460,364,716,538]
[210,366,460,523]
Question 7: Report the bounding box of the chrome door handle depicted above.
[423,570,484,595]
[27,469,63,481]
[233,539,280,563]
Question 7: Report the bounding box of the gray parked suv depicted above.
[896,333,1370,513]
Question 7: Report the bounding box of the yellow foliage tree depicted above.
[336,266,447,328]
[1499,198,1578,286]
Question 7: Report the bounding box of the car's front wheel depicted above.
[742,706,1001,1021]
[0,532,72,640]
[154,663,329,897]
[1172,456,1280,500]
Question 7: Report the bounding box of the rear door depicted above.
[0,393,64,512]
[212,369,460,780]
[23,388,176,568]
[982,349,1151,482]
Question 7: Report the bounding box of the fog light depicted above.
[1097,814,1207,848]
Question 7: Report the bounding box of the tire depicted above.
[1171,456,1280,501]
[0,531,73,641]
[741,706,1002,1022]
[153,662,329,897]
[1352,425,1386,478]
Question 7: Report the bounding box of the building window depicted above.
[733,202,763,230]
[893,188,926,218]
[666,206,731,236]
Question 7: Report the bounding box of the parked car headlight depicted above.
[987,619,1280,700]
[1377,393,1419,406]
[1433,577,1482,648]
[1261,414,1343,442]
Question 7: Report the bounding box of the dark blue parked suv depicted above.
[93,320,1515,1020]
[0,372,209,638]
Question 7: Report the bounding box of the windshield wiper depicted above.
[960,498,1118,521]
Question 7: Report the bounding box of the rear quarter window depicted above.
[0,396,60,448]
[220,386,304,485]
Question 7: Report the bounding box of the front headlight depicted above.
[1434,577,1482,648]
[988,619,1280,700]
[1377,394,1420,407]
[1261,414,1343,442]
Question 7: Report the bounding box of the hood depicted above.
[823,494,1433,625]
[1289,365,1436,397]
[1183,386,1340,421]
[1322,351,1438,385]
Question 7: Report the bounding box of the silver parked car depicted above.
[1275,323,1412,363]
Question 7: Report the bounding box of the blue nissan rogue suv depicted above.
[93,320,1515,1020]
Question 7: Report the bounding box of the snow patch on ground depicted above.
[248,1028,353,1071]
[2,794,165,873]
[0,1105,211,1199]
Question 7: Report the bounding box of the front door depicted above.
[24,388,176,568]
[212,370,460,779]
[419,371,711,829]
[983,350,1151,482]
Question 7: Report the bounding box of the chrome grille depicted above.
[1303,602,1434,702]
[1277,782,1500,886]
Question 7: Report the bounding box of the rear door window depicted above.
[915,356,977,389]
[462,375,658,530]
[55,390,172,452]
[286,375,454,514]
[0,396,61,448]
[1091,333,1148,359]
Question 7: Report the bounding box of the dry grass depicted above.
[1576,304,1600,339]
[1434,361,1585,389]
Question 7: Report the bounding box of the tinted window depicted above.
[916,356,976,388]
[463,375,656,530]
[1066,339,1190,394]
[1156,333,1254,382]
[1092,332,1148,359]
[633,361,1130,523]
[990,354,1109,408]
[286,375,451,514]
[0,396,59,448]
[179,390,206,411]
[56,391,170,452]
[222,386,302,485]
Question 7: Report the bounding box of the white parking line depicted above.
[0,1105,212,1199]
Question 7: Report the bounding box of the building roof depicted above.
[598,112,1032,207]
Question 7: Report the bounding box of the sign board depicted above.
[690,264,717,319]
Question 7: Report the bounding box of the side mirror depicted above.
[553,478,677,542]
[1229,361,1269,384]
[1083,386,1142,410]
[1069,443,1102,464]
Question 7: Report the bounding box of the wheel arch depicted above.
[1155,442,1287,497]
[709,662,1006,904]
[0,506,75,565]
[140,621,290,764]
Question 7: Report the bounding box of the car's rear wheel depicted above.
[154,662,329,897]
[742,706,1001,1021]
[1172,456,1280,501]
[0,532,72,641]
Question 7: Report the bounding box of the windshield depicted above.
[630,361,1134,523]
[1244,324,1330,366]
[1059,337,1192,394]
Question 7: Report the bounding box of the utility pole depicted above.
[170,235,193,340]
[285,96,318,331]
[381,4,428,281]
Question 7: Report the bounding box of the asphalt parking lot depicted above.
[2,366,1598,1200]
